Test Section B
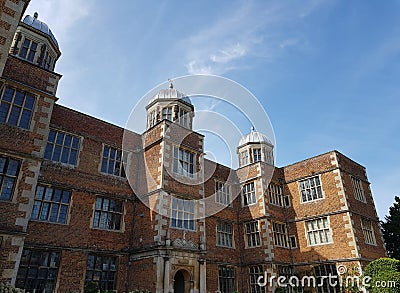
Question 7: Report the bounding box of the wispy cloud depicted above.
[24,0,95,43]
[181,0,325,75]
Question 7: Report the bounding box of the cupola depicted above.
[10,12,61,71]
[237,127,274,167]
[145,81,194,130]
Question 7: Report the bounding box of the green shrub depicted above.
[0,283,25,293]
[364,258,400,293]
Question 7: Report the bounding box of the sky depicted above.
[24,0,400,219]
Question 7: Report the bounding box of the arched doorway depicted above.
[173,270,189,293]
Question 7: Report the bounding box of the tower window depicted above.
[0,86,35,129]
[242,181,256,206]
[173,147,194,177]
[240,150,249,166]
[148,110,157,128]
[253,148,262,162]
[361,217,376,245]
[179,108,188,127]
[19,38,38,62]
[162,107,172,121]
[171,197,195,230]
[351,176,366,202]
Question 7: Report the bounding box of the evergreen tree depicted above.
[381,196,400,260]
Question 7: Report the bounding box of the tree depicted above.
[364,258,400,293]
[381,196,400,260]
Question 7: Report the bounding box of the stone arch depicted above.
[173,268,192,293]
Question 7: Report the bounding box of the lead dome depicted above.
[22,13,59,48]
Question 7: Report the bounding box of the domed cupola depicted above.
[237,127,274,167]
[145,81,194,130]
[10,12,61,71]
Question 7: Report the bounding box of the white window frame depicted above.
[289,235,297,248]
[100,145,127,178]
[162,106,172,121]
[299,175,324,203]
[240,150,249,166]
[269,184,290,207]
[44,129,81,166]
[351,176,366,203]
[173,146,195,178]
[305,217,333,246]
[178,108,188,127]
[273,222,289,248]
[361,217,376,245]
[249,265,265,293]
[171,197,195,231]
[252,148,262,163]
[242,181,256,206]
[216,221,234,248]
[19,37,38,62]
[215,180,231,206]
[245,221,261,248]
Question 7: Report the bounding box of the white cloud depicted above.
[181,1,325,75]
[24,0,95,43]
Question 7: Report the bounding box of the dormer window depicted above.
[19,38,38,62]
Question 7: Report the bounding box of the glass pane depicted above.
[72,137,79,149]
[31,201,41,219]
[53,145,62,161]
[58,205,68,224]
[61,191,71,203]
[49,204,59,222]
[24,95,35,109]
[101,158,108,173]
[53,189,62,202]
[55,132,64,145]
[61,147,70,163]
[69,149,77,165]
[7,159,19,176]
[40,203,50,220]
[19,109,31,129]
[8,106,21,126]
[2,87,14,102]
[1,177,15,200]
[44,188,53,201]
[14,91,24,106]
[64,135,72,147]
[0,102,10,123]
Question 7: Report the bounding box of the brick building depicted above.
[0,7,386,293]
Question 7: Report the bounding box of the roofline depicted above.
[281,150,366,169]
[19,22,61,56]
[145,97,194,110]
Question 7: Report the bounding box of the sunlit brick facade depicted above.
[0,6,386,293]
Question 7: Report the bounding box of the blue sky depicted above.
[25,0,400,219]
